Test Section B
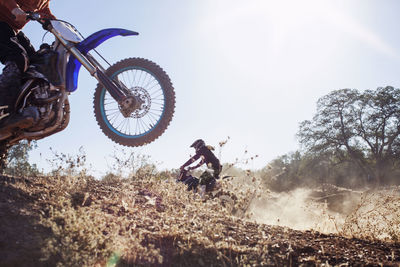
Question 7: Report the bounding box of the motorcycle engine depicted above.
[31,45,62,86]
[26,82,58,131]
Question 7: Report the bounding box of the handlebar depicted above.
[27,12,52,31]
[11,12,51,30]
[11,11,40,21]
[180,166,193,172]
[26,12,41,21]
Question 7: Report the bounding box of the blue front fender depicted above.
[66,28,138,92]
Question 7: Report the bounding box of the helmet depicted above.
[190,139,205,150]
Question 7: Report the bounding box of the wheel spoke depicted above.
[95,59,174,146]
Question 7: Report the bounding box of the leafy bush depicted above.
[2,140,40,177]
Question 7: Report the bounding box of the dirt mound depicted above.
[0,174,399,266]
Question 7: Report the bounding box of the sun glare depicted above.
[201,0,332,71]
[198,0,399,91]
[204,0,397,66]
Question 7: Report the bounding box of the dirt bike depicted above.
[0,13,175,169]
[177,167,237,211]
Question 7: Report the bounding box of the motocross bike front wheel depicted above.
[93,58,175,147]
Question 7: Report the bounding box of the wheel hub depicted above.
[119,86,151,118]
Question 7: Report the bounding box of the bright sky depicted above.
[22,0,400,176]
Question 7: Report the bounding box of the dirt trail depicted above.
[0,174,399,266]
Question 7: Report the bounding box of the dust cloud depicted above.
[243,184,400,242]
[247,187,361,234]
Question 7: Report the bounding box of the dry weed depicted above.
[36,169,265,266]
[340,187,400,242]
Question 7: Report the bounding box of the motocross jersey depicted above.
[183,145,221,173]
[0,0,55,32]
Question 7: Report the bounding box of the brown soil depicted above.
[0,174,399,267]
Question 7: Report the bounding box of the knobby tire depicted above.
[93,58,175,147]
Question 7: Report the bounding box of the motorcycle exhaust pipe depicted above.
[32,91,63,106]
[10,90,69,143]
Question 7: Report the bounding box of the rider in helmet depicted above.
[180,139,222,192]
[0,0,56,131]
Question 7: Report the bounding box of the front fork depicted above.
[49,27,129,103]
[86,55,140,117]
[95,66,125,100]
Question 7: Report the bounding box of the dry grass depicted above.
[2,170,400,266]
[339,187,400,242]
[36,172,261,266]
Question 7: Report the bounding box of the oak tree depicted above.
[298,86,400,185]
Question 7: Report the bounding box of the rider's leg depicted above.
[0,22,36,129]
[0,64,35,130]
[16,31,36,60]
[0,61,21,110]
[199,171,211,186]
[213,165,221,179]
[0,22,30,73]
[206,178,216,192]
[199,170,217,193]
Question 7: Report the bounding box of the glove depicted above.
[11,7,27,23]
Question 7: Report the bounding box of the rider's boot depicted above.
[0,62,36,131]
